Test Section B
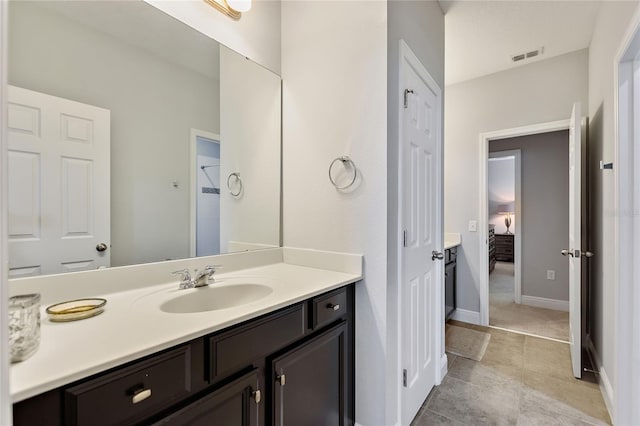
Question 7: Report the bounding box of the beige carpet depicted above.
[490,262,569,341]
[445,324,491,361]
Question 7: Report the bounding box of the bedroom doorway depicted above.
[482,123,572,343]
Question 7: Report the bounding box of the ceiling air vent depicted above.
[511,47,544,63]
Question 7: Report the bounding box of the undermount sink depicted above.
[160,283,273,314]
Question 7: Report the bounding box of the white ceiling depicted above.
[440,0,602,86]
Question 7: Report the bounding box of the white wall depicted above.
[9,2,219,266]
[219,45,281,252]
[488,156,515,234]
[145,0,281,74]
[0,0,10,421]
[387,1,445,424]
[490,131,570,302]
[281,3,387,425]
[445,49,588,312]
[587,0,640,417]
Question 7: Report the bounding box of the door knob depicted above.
[432,251,444,261]
[96,243,108,252]
[561,249,574,257]
[583,251,594,258]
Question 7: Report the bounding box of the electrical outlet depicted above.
[468,220,477,232]
[547,270,556,280]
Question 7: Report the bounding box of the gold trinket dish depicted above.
[46,298,107,322]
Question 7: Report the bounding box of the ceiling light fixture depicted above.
[204,0,251,20]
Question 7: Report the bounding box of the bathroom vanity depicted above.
[10,248,362,426]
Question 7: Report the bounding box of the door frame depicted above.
[478,119,570,326]
[488,149,522,304]
[397,39,444,425]
[613,6,640,424]
[189,128,221,258]
[0,0,10,422]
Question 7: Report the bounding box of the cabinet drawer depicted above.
[312,287,348,330]
[208,303,305,382]
[65,345,192,426]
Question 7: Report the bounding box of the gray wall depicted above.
[490,131,570,302]
[9,2,219,266]
[587,0,640,407]
[387,1,444,424]
[445,49,588,313]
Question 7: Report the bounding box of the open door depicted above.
[399,40,442,425]
[564,102,583,379]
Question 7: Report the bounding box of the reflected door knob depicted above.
[96,243,108,252]
[432,251,444,261]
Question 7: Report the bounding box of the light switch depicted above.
[547,270,556,280]
[468,220,477,232]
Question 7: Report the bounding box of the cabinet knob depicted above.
[276,374,286,386]
[252,389,261,404]
[131,388,152,404]
[327,303,340,311]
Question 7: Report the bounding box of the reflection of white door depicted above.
[566,102,582,378]
[399,42,442,425]
[7,86,110,277]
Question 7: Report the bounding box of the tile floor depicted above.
[411,321,611,426]
[490,262,569,341]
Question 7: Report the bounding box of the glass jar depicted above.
[9,293,41,363]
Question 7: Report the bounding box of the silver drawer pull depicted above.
[277,374,286,386]
[132,388,152,404]
[252,389,261,404]
[327,303,340,311]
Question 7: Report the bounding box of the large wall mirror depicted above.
[7,0,281,278]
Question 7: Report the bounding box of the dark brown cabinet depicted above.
[495,233,514,262]
[155,369,260,426]
[444,247,457,320]
[271,323,348,426]
[489,225,496,273]
[13,285,355,426]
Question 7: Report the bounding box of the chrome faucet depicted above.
[172,265,221,290]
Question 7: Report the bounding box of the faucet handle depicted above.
[200,265,222,279]
[171,269,192,282]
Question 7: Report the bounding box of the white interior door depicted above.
[567,102,582,379]
[8,86,110,277]
[400,43,442,424]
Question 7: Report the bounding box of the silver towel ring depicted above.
[227,172,242,197]
[328,156,357,190]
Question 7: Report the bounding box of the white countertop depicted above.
[444,233,461,250]
[10,256,362,402]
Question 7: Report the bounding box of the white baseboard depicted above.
[521,295,569,312]
[439,353,448,384]
[450,308,481,325]
[587,335,615,423]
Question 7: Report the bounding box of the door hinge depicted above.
[403,230,407,247]
[402,369,407,387]
[404,89,414,108]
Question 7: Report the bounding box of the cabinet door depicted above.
[271,322,348,426]
[156,369,260,426]
[445,262,456,319]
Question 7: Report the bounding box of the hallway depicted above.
[412,322,610,425]
[489,262,569,341]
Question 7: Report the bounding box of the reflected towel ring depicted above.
[328,156,357,190]
[227,172,242,197]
